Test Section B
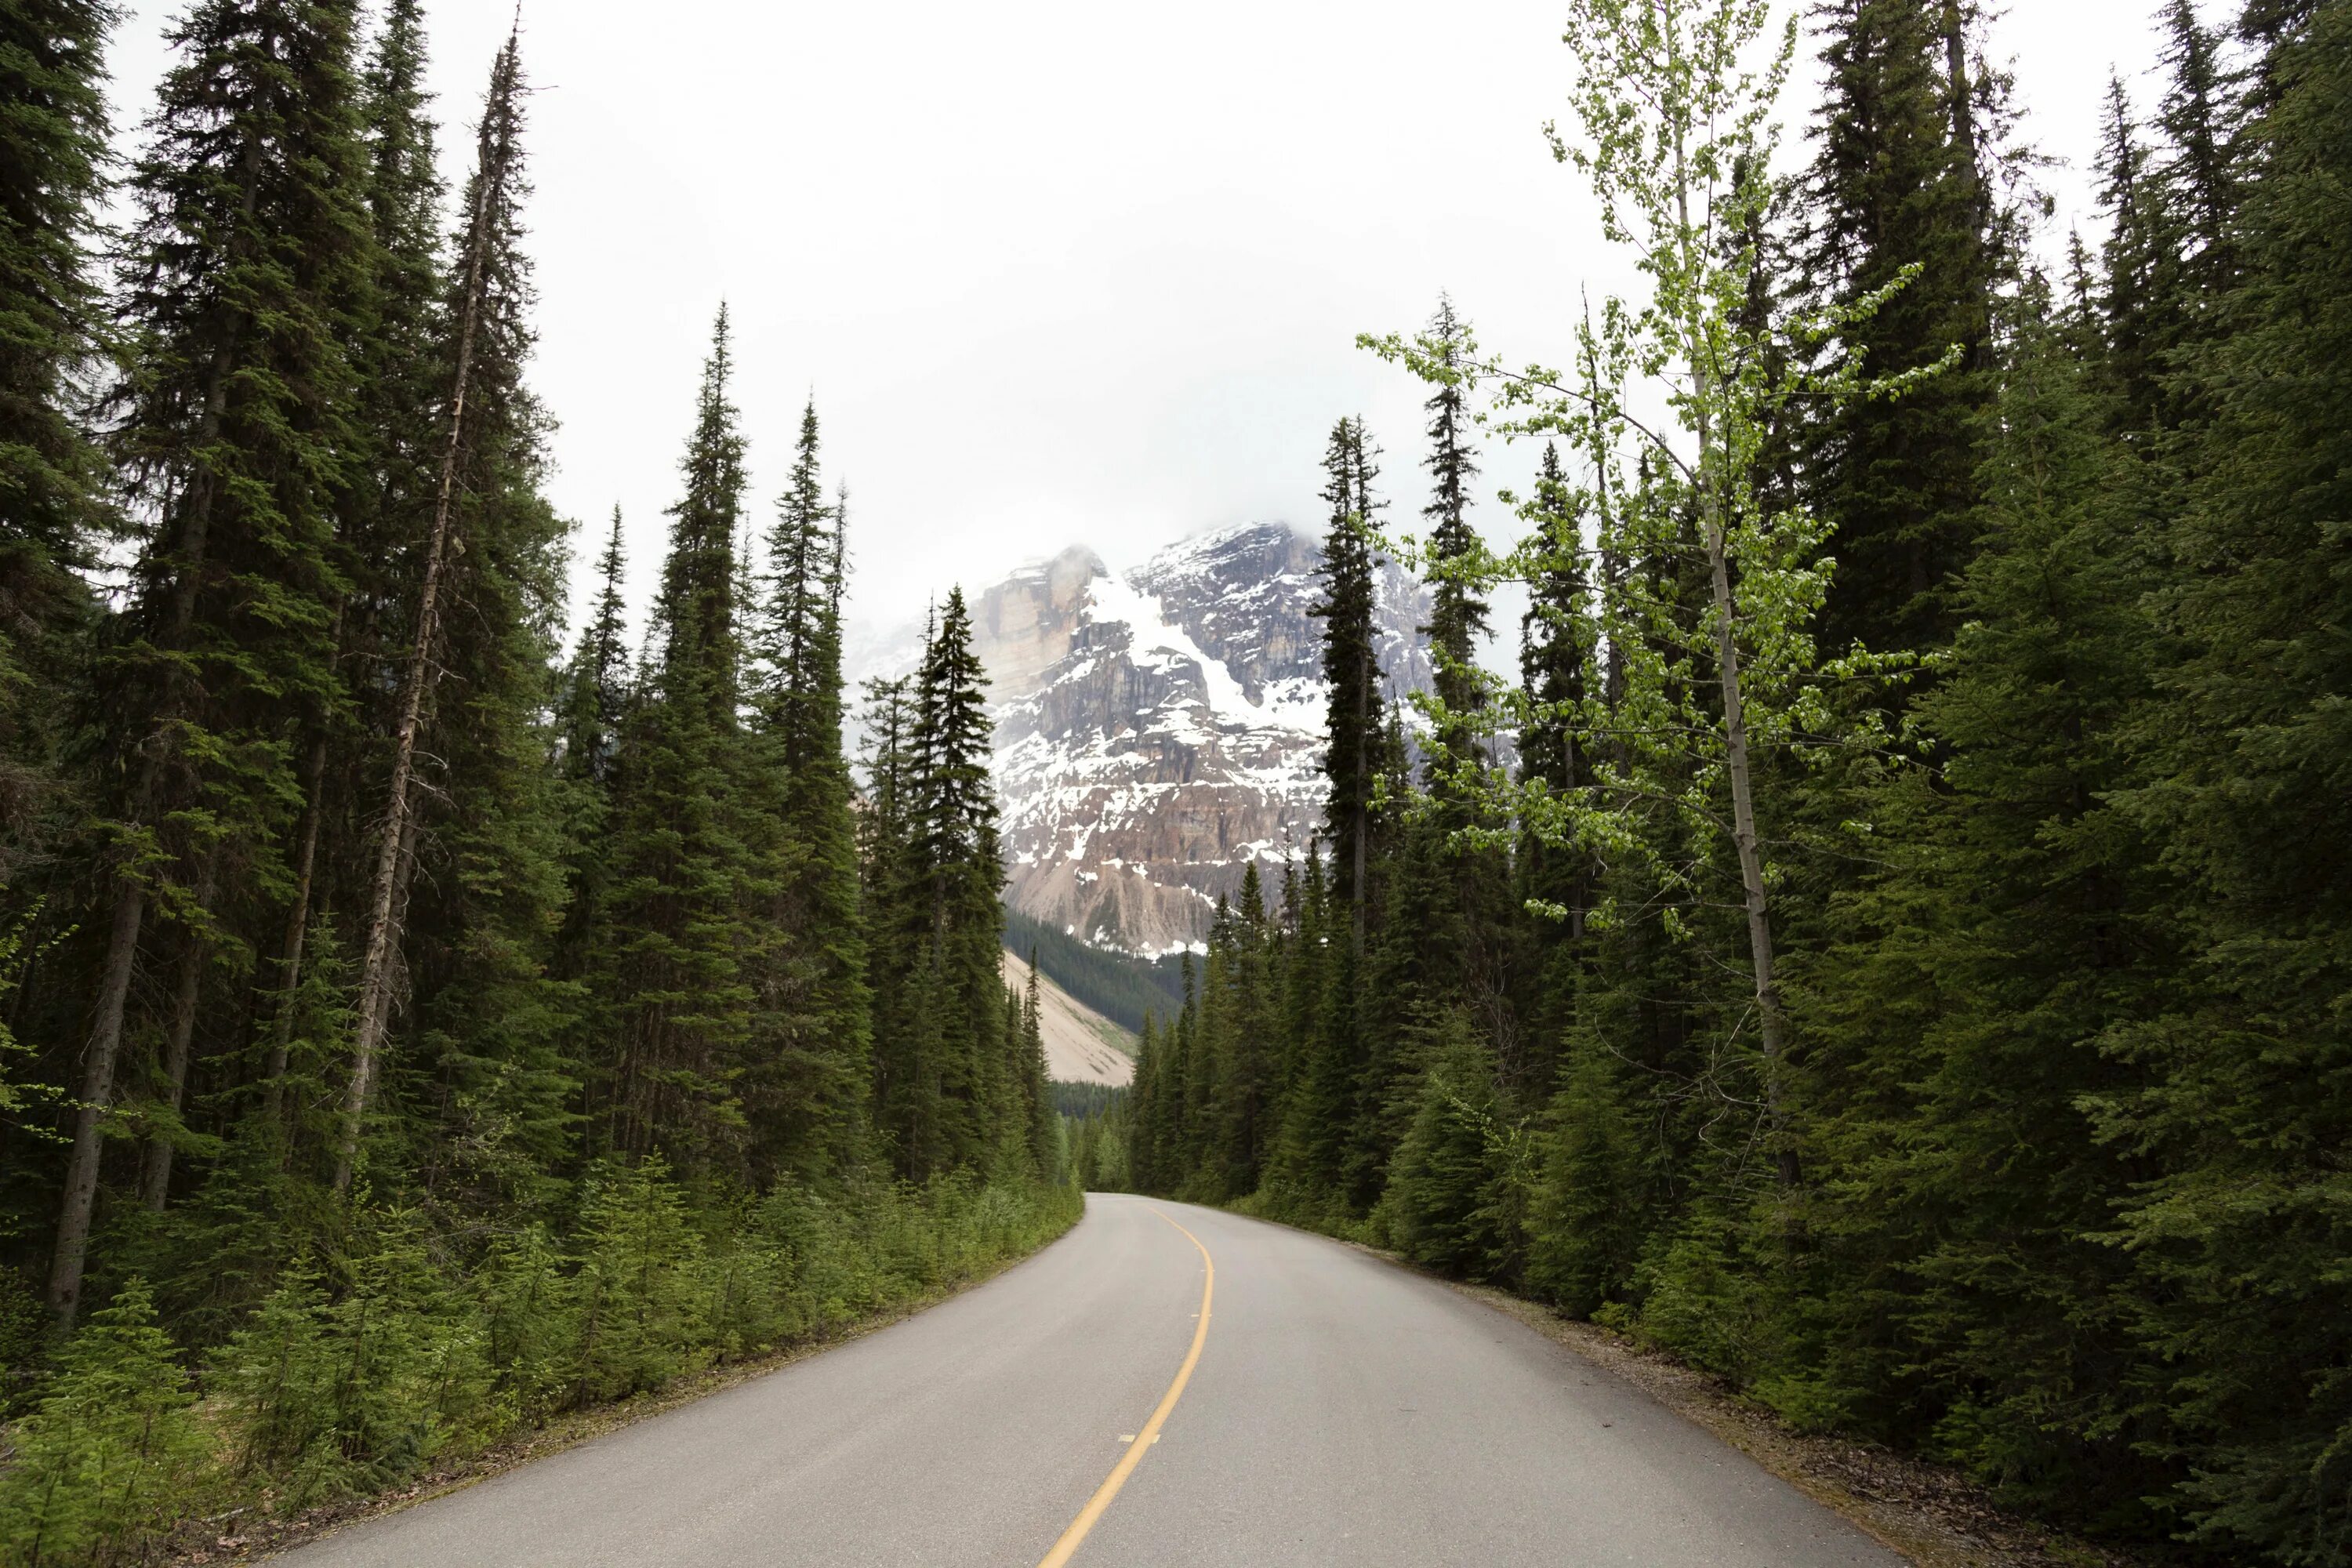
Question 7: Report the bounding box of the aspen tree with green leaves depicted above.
[1374,0,1923,1174]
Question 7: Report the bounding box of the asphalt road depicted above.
[278,1194,1905,1566]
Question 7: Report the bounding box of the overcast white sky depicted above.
[102,1,2196,649]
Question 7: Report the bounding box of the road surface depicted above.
[278,1194,1904,1566]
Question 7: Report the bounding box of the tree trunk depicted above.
[48,298,248,1322]
[47,878,146,1322]
[263,734,331,1131]
[1676,125,1794,1184]
[140,860,219,1210]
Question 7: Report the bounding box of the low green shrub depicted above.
[0,1173,1080,1567]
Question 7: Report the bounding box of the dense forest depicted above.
[1125,0,2352,1563]
[0,2,1064,1560]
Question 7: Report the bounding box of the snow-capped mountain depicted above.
[964,521,1430,956]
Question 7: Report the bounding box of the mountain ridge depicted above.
[955,520,1430,956]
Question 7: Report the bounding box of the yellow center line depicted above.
[1034,1208,1215,1568]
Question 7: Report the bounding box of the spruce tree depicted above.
[906,588,1004,1173]
[247,0,445,1171]
[742,399,869,1183]
[1417,296,1490,757]
[589,310,757,1173]
[385,31,579,1214]
[860,670,938,1176]
[0,0,111,880]
[1793,288,2179,1520]
[1514,441,1596,1092]
[1310,416,1384,938]
[51,0,374,1321]
[2106,7,2352,1549]
[339,31,532,1193]
[561,507,633,789]
[0,1278,212,1563]
[550,507,630,1031]
[1799,0,1998,659]
[2094,78,2165,433]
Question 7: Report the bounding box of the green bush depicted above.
[0,1172,1080,1564]
[567,1157,713,1405]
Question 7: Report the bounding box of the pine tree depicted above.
[741,400,870,1184]
[1416,296,1490,757]
[0,1278,213,1563]
[51,0,374,1322]
[589,310,757,1174]
[2094,78,2165,433]
[907,587,1004,1173]
[247,0,446,1192]
[1799,0,1998,659]
[1514,441,1596,1092]
[386,31,579,1215]
[860,669,945,1178]
[1792,288,2180,1520]
[1311,416,1385,938]
[2103,8,2352,1550]
[2154,0,2236,288]
[562,510,632,788]
[0,0,111,880]
[1020,956,1055,1178]
[338,31,533,1194]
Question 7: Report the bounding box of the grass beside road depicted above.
[0,1176,1083,1568]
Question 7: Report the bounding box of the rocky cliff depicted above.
[967,522,1429,956]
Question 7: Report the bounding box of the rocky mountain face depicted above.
[967,522,1430,956]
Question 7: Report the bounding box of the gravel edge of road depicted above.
[172,1206,1086,1567]
[1210,1207,2161,1568]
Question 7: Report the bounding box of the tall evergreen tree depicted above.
[337,31,532,1192]
[589,310,757,1174]
[1799,0,1998,659]
[561,507,631,791]
[1417,297,1489,751]
[51,0,374,1322]
[2107,7,2352,1550]
[741,398,869,1183]
[383,31,579,1214]
[909,588,1006,1172]
[0,0,111,879]
[1310,416,1384,937]
[1795,286,2180,1522]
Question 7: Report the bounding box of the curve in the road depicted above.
[274,1194,1906,1566]
[1036,1209,1212,1568]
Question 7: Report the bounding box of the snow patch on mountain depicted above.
[858,521,1430,957]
